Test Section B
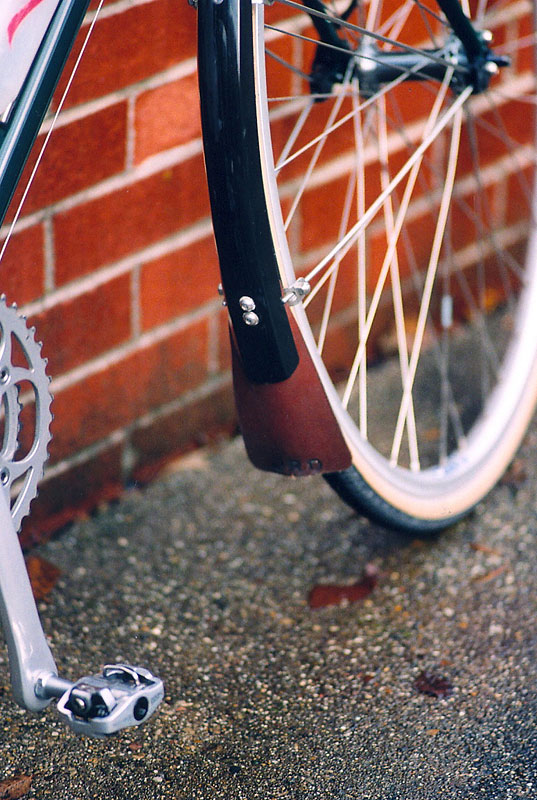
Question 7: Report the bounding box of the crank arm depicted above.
[0,485,56,711]
[0,488,164,735]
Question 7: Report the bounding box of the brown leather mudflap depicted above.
[231,318,352,476]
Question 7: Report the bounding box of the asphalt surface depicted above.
[1,424,537,799]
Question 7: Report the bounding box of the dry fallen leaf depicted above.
[470,541,502,557]
[0,775,32,800]
[308,565,378,609]
[473,564,508,583]
[500,458,527,491]
[25,555,61,601]
[414,670,453,699]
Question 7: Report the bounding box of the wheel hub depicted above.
[309,26,511,99]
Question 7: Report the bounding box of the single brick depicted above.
[134,73,201,164]
[55,0,198,110]
[49,319,209,461]
[131,382,236,484]
[140,235,219,330]
[30,273,132,377]
[0,224,45,304]
[6,103,128,220]
[54,155,211,284]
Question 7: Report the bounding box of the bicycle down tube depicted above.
[0,0,92,228]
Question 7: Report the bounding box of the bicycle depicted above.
[0,0,534,735]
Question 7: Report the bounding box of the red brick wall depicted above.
[0,0,236,546]
[1,0,531,544]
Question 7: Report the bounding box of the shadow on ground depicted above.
[1,428,537,799]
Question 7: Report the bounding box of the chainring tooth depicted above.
[0,296,52,531]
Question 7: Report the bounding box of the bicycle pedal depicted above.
[55,664,164,737]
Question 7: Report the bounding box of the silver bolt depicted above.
[482,29,493,42]
[243,311,260,326]
[485,61,499,74]
[217,284,227,306]
[239,296,256,312]
[72,695,89,713]
[281,277,312,305]
[441,294,453,330]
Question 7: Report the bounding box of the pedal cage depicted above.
[56,664,164,737]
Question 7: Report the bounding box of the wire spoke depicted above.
[378,94,420,469]
[390,104,464,465]
[354,80,369,436]
[497,31,537,55]
[266,47,312,82]
[308,81,468,291]
[341,74,458,407]
[275,69,410,172]
[275,0,469,74]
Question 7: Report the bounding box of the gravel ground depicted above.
[1,424,537,799]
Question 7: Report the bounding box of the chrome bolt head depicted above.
[243,311,260,326]
[217,284,227,306]
[239,296,256,312]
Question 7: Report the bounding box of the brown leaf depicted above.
[470,542,502,557]
[308,565,378,609]
[473,564,508,583]
[500,458,527,491]
[0,775,32,800]
[25,555,61,601]
[414,670,453,699]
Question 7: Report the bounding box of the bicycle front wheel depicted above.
[201,0,537,532]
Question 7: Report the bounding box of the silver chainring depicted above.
[0,296,52,531]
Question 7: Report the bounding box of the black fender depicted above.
[197,0,299,383]
[198,0,351,473]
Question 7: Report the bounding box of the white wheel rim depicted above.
[252,0,537,520]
